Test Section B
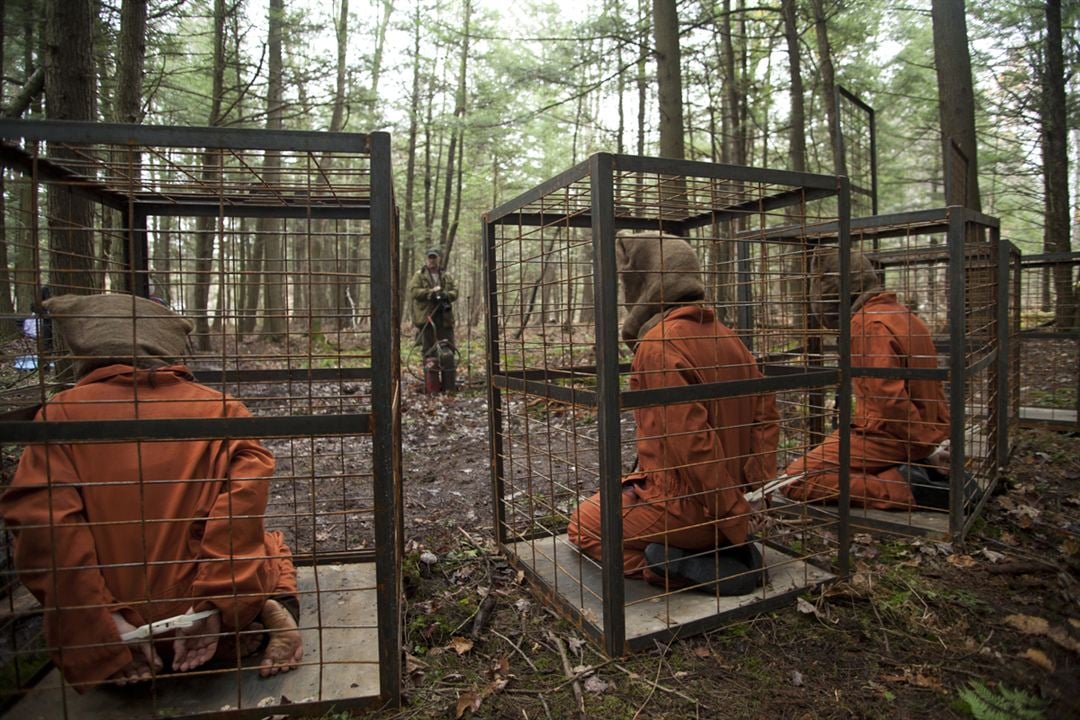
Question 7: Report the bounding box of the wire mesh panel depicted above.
[485,154,848,655]
[789,208,1007,540]
[835,85,877,218]
[1016,251,1079,429]
[0,120,401,718]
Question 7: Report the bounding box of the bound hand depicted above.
[110,612,163,685]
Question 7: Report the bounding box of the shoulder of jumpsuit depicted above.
[859,291,903,314]
[645,305,738,344]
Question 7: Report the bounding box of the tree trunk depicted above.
[1041,0,1074,328]
[0,0,11,323]
[931,0,981,210]
[401,0,422,319]
[261,0,287,340]
[44,0,96,296]
[366,0,394,120]
[781,0,806,174]
[636,0,647,158]
[438,0,471,269]
[811,0,840,173]
[111,0,148,296]
[652,0,684,160]
[192,0,227,350]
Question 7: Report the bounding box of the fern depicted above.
[958,681,1046,720]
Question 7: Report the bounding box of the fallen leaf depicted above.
[853,533,874,545]
[673,671,690,680]
[797,598,817,615]
[947,554,977,568]
[1021,648,1055,672]
[981,548,1006,563]
[513,598,532,614]
[583,674,611,694]
[448,637,474,656]
[405,654,428,674]
[791,669,804,687]
[1005,614,1050,635]
[1047,627,1080,654]
[693,646,712,659]
[567,636,586,653]
[1060,538,1079,557]
[454,690,482,719]
[911,672,942,689]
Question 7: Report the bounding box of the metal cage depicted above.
[783,207,1009,540]
[0,120,401,718]
[484,153,850,656]
[1016,251,1079,429]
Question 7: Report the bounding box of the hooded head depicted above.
[616,231,705,348]
[810,246,882,329]
[44,293,194,378]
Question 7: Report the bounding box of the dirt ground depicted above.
[382,379,1080,720]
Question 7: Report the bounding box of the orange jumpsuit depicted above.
[0,364,296,689]
[568,305,779,576]
[783,292,950,508]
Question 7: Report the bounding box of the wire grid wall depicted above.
[0,120,401,717]
[835,85,877,218]
[1015,251,1079,429]
[485,154,849,655]
[812,207,1007,540]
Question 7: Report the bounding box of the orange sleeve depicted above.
[745,382,780,486]
[190,400,277,630]
[852,318,923,438]
[634,342,746,520]
[0,408,133,688]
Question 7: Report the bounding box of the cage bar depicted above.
[484,153,848,656]
[0,120,401,717]
[1015,251,1079,430]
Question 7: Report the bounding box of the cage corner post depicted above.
[590,152,625,657]
[369,128,403,706]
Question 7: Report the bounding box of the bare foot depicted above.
[213,620,265,663]
[172,608,221,672]
[258,599,302,677]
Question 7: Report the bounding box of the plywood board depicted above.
[8,563,381,719]
[846,506,951,538]
[508,535,833,644]
[1019,406,1077,427]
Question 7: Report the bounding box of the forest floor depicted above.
[375,377,1080,720]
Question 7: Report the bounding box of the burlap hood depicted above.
[44,294,194,376]
[810,246,882,328]
[617,231,706,348]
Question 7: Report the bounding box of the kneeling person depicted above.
[567,233,779,594]
[0,294,303,690]
[782,247,952,509]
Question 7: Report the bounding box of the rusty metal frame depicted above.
[0,119,402,715]
[484,152,851,656]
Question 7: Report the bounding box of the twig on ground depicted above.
[470,594,498,639]
[631,643,668,720]
[614,663,701,705]
[870,596,892,656]
[551,632,586,720]
[492,628,538,672]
